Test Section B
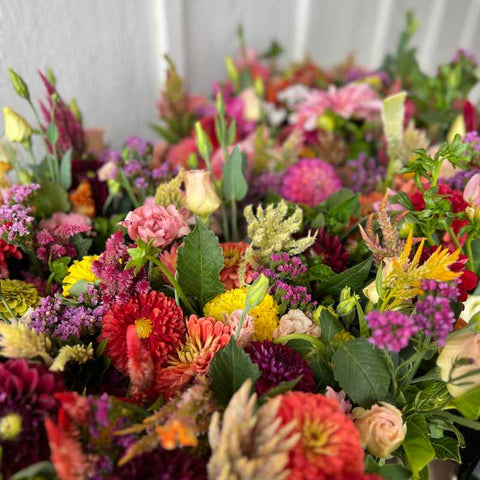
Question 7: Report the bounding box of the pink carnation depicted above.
[120,199,190,248]
[281,158,342,207]
[328,83,381,121]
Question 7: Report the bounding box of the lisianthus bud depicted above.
[194,121,212,161]
[353,402,406,458]
[183,170,221,217]
[69,98,82,122]
[437,330,480,397]
[246,273,270,311]
[3,107,33,143]
[0,413,22,440]
[317,113,335,132]
[337,286,359,317]
[8,69,30,100]
[225,56,239,88]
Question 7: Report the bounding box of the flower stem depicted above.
[231,199,238,242]
[466,237,475,272]
[445,224,462,250]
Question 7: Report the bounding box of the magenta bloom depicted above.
[120,198,190,248]
[281,158,342,207]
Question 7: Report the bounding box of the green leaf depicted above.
[46,122,59,146]
[71,235,92,258]
[317,257,372,296]
[33,181,70,217]
[309,351,336,387]
[96,338,108,358]
[452,385,480,420]
[327,192,360,228]
[221,146,248,201]
[177,218,225,306]
[275,333,325,358]
[318,308,343,341]
[49,256,71,283]
[308,263,334,281]
[403,415,435,478]
[11,461,56,480]
[332,337,390,406]
[59,148,72,190]
[209,337,261,407]
[68,279,89,297]
[260,377,301,399]
[431,436,461,463]
[378,464,412,480]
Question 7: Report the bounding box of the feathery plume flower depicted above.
[0,359,64,478]
[276,391,365,479]
[220,242,255,289]
[154,170,185,209]
[281,158,342,207]
[246,340,315,395]
[50,343,94,372]
[156,315,231,397]
[366,310,418,352]
[62,255,99,296]
[208,379,299,480]
[203,287,279,341]
[99,291,185,374]
[312,228,350,273]
[0,279,39,316]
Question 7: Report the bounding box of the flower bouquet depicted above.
[1,15,480,480]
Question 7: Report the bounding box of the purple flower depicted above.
[125,136,150,156]
[4,183,40,203]
[366,310,418,352]
[346,154,385,194]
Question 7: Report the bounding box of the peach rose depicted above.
[437,330,480,397]
[353,402,406,458]
[273,309,321,339]
[183,170,221,218]
[120,198,189,248]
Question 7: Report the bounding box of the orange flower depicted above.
[69,180,95,218]
[220,242,255,289]
[156,418,198,450]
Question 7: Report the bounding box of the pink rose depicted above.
[353,402,406,458]
[120,199,190,248]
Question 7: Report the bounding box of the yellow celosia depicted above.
[204,288,279,341]
[382,229,461,309]
[154,170,185,209]
[0,321,52,364]
[50,343,93,372]
[62,255,99,297]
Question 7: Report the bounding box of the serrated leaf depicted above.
[403,415,435,478]
[59,148,72,190]
[209,337,260,407]
[317,257,372,296]
[221,146,248,201]
[452,385,480,420]
[318,308,343,341]
[332,337,390,406]
[177,218,224,306]
[431,436,461,462]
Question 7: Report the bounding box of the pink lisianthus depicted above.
[325,387,353,417]
[120,199,190,248]
[292,90,330,131]
[328,83,381,121]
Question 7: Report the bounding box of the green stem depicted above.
[445,224,462,250]
[231,199,238,242]
[384,157,396,189]
[235,308,249,339]
[147,260,153,282]
[119,170,140,208]
[465,237,475,272]
[431,160,443,188]
[148,256,196,315]
[25,142,37,165]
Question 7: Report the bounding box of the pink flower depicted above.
[293,90,330,131]
[223,309,254,347]
[328,83,381,121]
[39,212,91,232]
[166,137,197,168]
[325,387,353,417]
[120,199,190,248]
[464,173,480,208]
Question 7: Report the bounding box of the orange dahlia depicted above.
[98,291,185,373]
[276,392,365,480]
[220,242,255,289]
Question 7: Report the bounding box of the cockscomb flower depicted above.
[276,391,365,479]
[203,287,279,341]
[62,255,99,296]
[99,291,185,374]
[208,379,299,480]
[246,340,315,395]
[281,158,342,207]
[156,316,230,398]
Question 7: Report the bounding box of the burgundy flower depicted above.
[312,228,349,273]
[0,359,64,478]
[245,340,315,396]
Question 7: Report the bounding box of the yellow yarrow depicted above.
[62,255,99,297]
[204,288,279,341]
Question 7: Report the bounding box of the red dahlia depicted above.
[312,228,349,273]
[99,291,185,373]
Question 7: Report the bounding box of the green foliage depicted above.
[430,436,461,463]
[332,337,390,406]
[209,337,261,408]
[317,308,343,341]
[322,189,360,234]
[59,148,72,190]
[10,461,56,480]
[452,386,480,420]
[221,146,248,202]
[403,415,435,478]
[177,218,225,306]
[33,181,70,217]
[49,256,71,283]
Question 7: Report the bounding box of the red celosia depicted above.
[312,228,349,273]
[220,242,255,289]
[98,291,185,374]
[276,391,365,480]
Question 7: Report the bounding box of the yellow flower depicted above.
[3,107,32,143]
[62,255,99,297]
[0,279,39,316]
[204,287,279,341]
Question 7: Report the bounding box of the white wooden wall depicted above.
[1,0,479,148]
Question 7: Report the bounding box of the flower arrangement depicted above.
[1,15,480,480]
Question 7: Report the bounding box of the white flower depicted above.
[273,309,321,338]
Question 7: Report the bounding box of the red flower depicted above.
[220,242,255,289]
[312,228,349,273]
[99,291,185,374]
[0,239,21,278]
[276,392,364,480]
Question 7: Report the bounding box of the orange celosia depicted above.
[156,418,198,450]
[69,180,95,218]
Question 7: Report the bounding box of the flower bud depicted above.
[254,77,264,98]
[216,92,225,116]
[69,98,82,122]
[3,107,33,143]
[8,69,30,100]
[225,56,239,88]
[194,121,212,161]
[317,113,335,132]
[239,88,261,121]
[354,403,406,458]
[183,170,221,217]
[464,173,480,208]
[336,287,358,317]
[0,413,22,440]
[246,273,270,311]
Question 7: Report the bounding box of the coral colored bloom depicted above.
[281,158,342,207]
[166,137,197,168]
[220,242,255,289]
[99,291,185,374]
[120,198,190,248]
[156,316,231,397]
[276,391,365,479]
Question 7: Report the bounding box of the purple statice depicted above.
[366,310,418,352]
[134,177,149,189]
[99,148,122,165]
[452,48,478,65]
[463,131,480,151]
[259,252,308,280]
[272,280,314,310]
[92,231,149,307]
[4,183,40,203]
[412,280,459,346]
[345,154,385,194]
[124,136,151,156]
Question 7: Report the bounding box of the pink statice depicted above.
[327,83,381,121]
[281,158,342,207]
[91,231,150,307]
[325,387,353,417]
[120,198,190,249]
